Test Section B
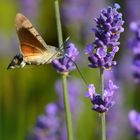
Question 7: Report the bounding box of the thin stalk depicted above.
[55,1,73,140]
[55,0,63,48]
[100,68,106,140]
[62,74,73,140]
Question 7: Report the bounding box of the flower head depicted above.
[52,43,79,74]
[85,3,124,69]
[129,110,140,137]
[28,103,61,140]
[129,21,140,83]
[85,80,118,113]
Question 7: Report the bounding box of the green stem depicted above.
[100,68,106,140]
[62,75,73,140]
[55,0,63,48]
[54,1,73,140]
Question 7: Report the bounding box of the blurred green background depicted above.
[0,0,139,140]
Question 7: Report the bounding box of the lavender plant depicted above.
[129,21,140,83]
[85,80,118,113]
[84,3,124,140]
[129,110,140,138]
[27,103,61,140]
[85,3,124,69]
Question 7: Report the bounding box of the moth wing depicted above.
[15,13,50,58]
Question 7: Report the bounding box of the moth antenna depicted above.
[59,36,70,50]
[64,36,70,44]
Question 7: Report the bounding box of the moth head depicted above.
[7,54,26,69]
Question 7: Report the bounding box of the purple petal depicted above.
[85,84,96,99]
[96,47,107,58]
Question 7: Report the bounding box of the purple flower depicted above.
[52,43,79,74]
[45,103,58,116]
[28,127,46,140]
[85,80,118,113]
[28,103,61,140]
[129,110,140,137]
[85,3,124,69]
[129,21,140,83]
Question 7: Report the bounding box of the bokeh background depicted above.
[0,0,139,140]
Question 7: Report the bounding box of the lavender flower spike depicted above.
[28,103,61,140]
[52,43,79,74]
[85,3,124,69]
[85,80,118,113]
[129,21,140,83]
[128,110,140,137]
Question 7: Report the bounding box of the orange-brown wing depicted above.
[20,42,43,57]
[15,13,48,57]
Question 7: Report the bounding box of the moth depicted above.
[7,13,63,69]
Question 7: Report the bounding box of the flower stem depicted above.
[55,0,63,48]
[54,1,73,140]
[62,74,73,140]
[100,68,106,140]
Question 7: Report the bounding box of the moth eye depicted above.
[14,58,18,64]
